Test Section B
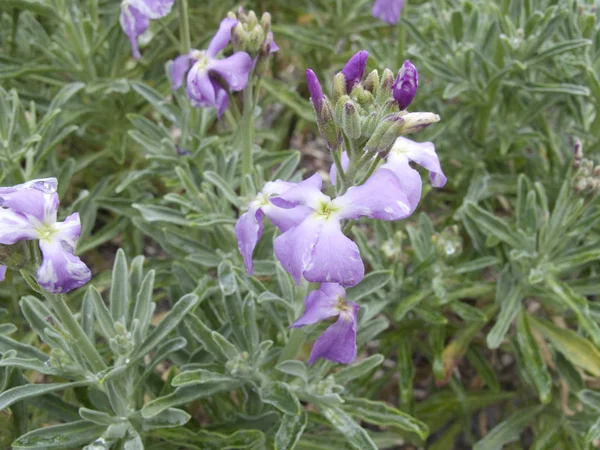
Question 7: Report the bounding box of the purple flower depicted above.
[235,181,312,275]
[291,283,359,365]
[272,172,411,287]
[341,50,369,92]
[170,17,253,117]
[120,0,174,59]
[0,265,6,282]
[306,69,324,111]
[0,178,91,294]
[372,0,404,25]
[392,60,418,110]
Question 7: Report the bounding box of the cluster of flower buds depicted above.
[307,51,439,155]
[573,141,600,195]
[432,225,463,259]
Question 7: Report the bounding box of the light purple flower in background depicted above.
[0,178,91,294]
[372,0,404,25]
[291,283,359,364]
[170,17,253,117]
[393,60,418,110]
[0,265,6,282]
[271,172,411,287]
[120,0,174,59]
[341,50,369,92]
[235,181,311,275]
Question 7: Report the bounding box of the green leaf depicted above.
[473,405,544,450]
[132,204,189,226]
[12,421,105,449]
[203,171,242,207]
[275,411,307,450]
[0,357,59,375]
[261,381,302,415]
[320,406,377,450]
[218,261,246,348]
[140,408,191,431]
[346,271,392,303]
[78,408,124,426]
[334,354,385,385]
[276,360,308,383]
[131,270,155,337]
[184,314,225,360]
[149,427,265,449]
[0,381,92,410]
[110,249,129,323]
[171,369,238,387]
[88,286,115,339]
[487,269,522,349]
[579,390,600,412]
[516,312,551,403]
[464,202,525,249]
[271,151,301,181]
[343,398,429,440]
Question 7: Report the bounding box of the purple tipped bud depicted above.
[306,69,324,111]
[392,60,418,110]
[341,50,369,92]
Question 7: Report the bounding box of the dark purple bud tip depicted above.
[306,69,324,111]
[341,50,369,92]
[392,60,418,110]
[176,146,191,156]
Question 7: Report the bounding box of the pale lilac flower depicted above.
[272,172,411,287]
[120,0,174,59]
[170,17,253,117]
[372,0,404,25]
[291,283,358,365]
[235,181,311,275]
[0,179,91,294]
[0,265,6,282]
[341,50,369,92]
[393,60,418,110]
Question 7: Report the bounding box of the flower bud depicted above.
[350,83,374,109]
[398,112,440,134]
[392,60,418,110]
[332,72,347,103]
[232,23,249,52]
[246,10,258,28]
[306,69,324,112]
[341,50,368,92]
[236,6,247,21]
[319,98,341,151]
[247,24,265,55]
[377,68,395,103]
[342,100,362,139]
[365,113,404,153]
[378,97,400,119]
[334,94,351,123]
[261,12,272,35]
[364,70,380,96]
[361,112,378,137]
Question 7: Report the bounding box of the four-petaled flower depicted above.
[170,17,253,117]
[372,0,404,25]
[0,178,91,294]
[271,171,411,287]
[120,0,175,59]
[291,283,359,365]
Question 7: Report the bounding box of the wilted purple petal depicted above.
[309,303,359,365]
[128,0,174,18]
[372,0,404,25]
[391,137,446,187]
[303,218,364,287]
[329,151,350,186]
[306,69,324,111]
[119,5,149,59]
[392,60,418,110]
[0,265,6,282]
[207,17,239,58]
[266,32,279,53]
[171,54,192,90]
[274,216,324,285]
[341,50,369,92]
[235,205,263,274]
[332,168,411,221]
[207,52,253,91]
[271,173,327,210]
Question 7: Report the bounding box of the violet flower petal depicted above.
[119,5,149,59]
[306,69,324,111]
[186,65,216,106]
[332,168,411,221]
[392,60,418,110]
[372,0,404,25]
[391,137,447,187]
[290,285,342,327]
[0,207,41,245]
[235,205,263,274]
[212,79,230,117]
[128,0,174,19]
[171,54,192,90]
[271,173,328,210]
[207,17,239,58]
[309,303,359,365]
[341,50,369,92]
[0,265,6,282]
[207,52,253,91]
[0,186,58,225]
[329,151,350,186]
[302,217,364,287]
[261,204,312,233]
[267,32,279,53]
[381,156,423,214]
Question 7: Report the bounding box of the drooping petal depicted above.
[271,173,328,210]
[0,178,59,225]
[290,285,344,328]
[0,265,6,282]
[274,216,325,285]
[119,5,149,59]
[212,79,230,117]
[37,213,90,294]
[206,17,239,58]
[381,154,422,214]
[128,0,174,19]
[309,302,359,365]
[329,151,350,186]
[266,32,279,53]
[372,0,404,25]
[170,53,192,90]
[261,204,312,232]
[207,52,253,91]
[341,50,369,92]
[186,64,216,106]
[303,217,364,287]
[0,208,38,244]
[235,205,263,274]
[391,137,446,187]
[332,168,411,221]
[261,180,297,197]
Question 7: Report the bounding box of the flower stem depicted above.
[332,148,346,194]
[44,292,107,373]
[240,80,255,196]
[356,154,383,186]
[177,0,191,54]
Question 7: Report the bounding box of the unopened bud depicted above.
[399,112,440,134]
[365,114,404,153]
[227,11,237,20]
[247,24,265,54]
[341,50,369,92]
[247,10,258,28]
[378,97,400,119]
[361,112,378,137]
[306,69,324,112]
[377,68,395,103]
[574,138,583,160]
[392,60,418,110]
[232,23,249,52]
[319,98,341,151]
[581,159,594,177]
[350,84,374,109]
[342,101,361,139]
[334,94,351,123]
[364,70,379,96]
[333,72,347,103]
[261,12,271,35]
[236,6,247,21]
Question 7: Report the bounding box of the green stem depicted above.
[332,148,346,194]
[44,292,107,373]
[177,0,191,53]
[241,80,255,195]
[356,154,383,186]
